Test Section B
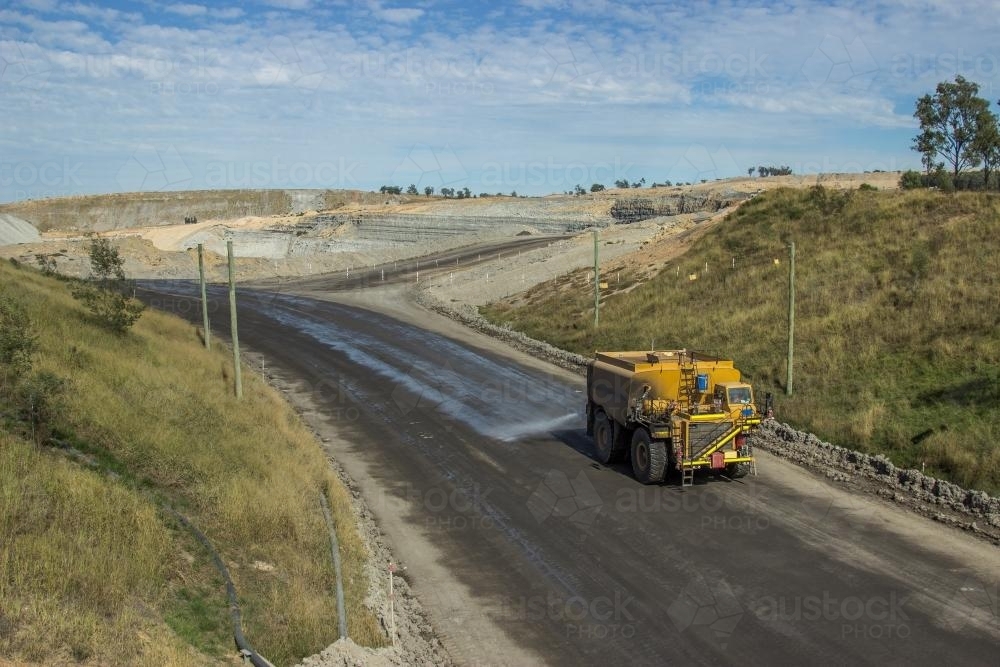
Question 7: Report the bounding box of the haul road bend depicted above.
[138,240,999,667]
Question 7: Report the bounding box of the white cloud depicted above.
[1,0,994,200]
[64,3,127,24]
[165,4,208,17]
[365,2,424,24]
[16,0,56,12]
[210,7,245,20]
[518,0,564,10]
[720,85,912,129]
[378,7,424,24]
[261,0,312,10]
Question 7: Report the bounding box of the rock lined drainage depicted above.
[754,420,1000,542]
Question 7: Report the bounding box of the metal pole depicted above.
[227,240,243,399]
[198,243,210,350]
[593,229,599,328]
[786,241,795,396]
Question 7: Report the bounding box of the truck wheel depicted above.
[593,413,626,464]
[610,421,629,464]
[631,429,667,484]
[725,463,750,479]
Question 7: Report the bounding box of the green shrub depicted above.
[72,285,145,334]
[899,170,924,189]
[931,167,955,193]
[15,370,65,436]
[0,295,37,378]
[72,236,144,333]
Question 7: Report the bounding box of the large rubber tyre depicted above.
[631,429,667,484]
[593,412,627,464]
[725,462,750,479]
[610,421,629,464]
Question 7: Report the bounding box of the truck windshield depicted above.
[728,387,752,404]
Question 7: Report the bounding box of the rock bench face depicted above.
[0,214,41,246]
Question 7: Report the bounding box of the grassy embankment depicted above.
[0,260,383,665]
[483,187,1000,493]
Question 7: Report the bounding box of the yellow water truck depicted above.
[586,350,769,485]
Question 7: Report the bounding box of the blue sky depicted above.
[2,0,999,202]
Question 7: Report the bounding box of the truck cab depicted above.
[713,382,756,421]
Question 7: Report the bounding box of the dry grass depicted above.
[0,260,384,665]
[0,433,199,666]
[483,187,1000,493]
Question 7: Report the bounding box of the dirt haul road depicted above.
[139,246,999,666]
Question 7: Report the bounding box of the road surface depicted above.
[138,243,1000,666]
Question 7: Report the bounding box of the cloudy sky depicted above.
[1,0,999,202]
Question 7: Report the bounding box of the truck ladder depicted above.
[678,354,698,410]
[674,419,695,488]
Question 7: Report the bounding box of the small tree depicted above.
[590,183,605,192]
[72,236,144,334]
[0,295,37,385]
[971,104,1000,188]
[88,235,126,286]
[913,76,989,177]
[424,186,434,196]
[406,184,418,195]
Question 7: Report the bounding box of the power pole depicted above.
[786,241,795,396]
[593,229,599,328]
[227,241,243,399]
[198,243,210,350]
